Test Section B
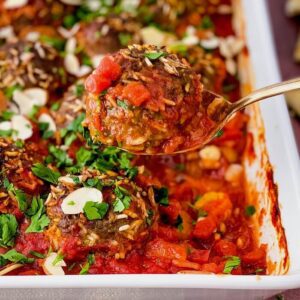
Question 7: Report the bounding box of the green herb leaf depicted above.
[4,85,22,99]
[40,35,65,51]
[79,253,95,275]
[26,197,50,233]
[15,189,28,212]
[223,256,241,274]
[1,110,14,121]
[153,187,169,206]
[113,186,131,213]
[144,52,167,60]
[63,14,77,29]
[117,99,129,110]
[200,15,214,29]
[32,163,61,184]
[2,249,34,264]
[75,84,84,97]
[245,205,256,217]
[50,102,60,111]
[0,214,18,248]
[30,250,46,259]
[15,140,24,148]
[52,252,64,266]
[118,33,132,46]
[83,201,109,220]
[76,147,92,167]
[214,129,224,138]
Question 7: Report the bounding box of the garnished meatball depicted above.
[0,41,70,99]
[76,13,142,57]
[46,169,157,259]
[85,44,216,154]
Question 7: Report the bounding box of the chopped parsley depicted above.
[245,205,256,217]
[0,249,34,266]
[144,51,167,60]
[214,129,224,138]
[49,145,73,168]
[168,44,188,56]
[52,252,64,266]
[113,186,131,213]
[15,140,24,148]
[25,196,50,233]
[39,122,54,139]
[63,14,77,29]
[32,163,61,184]
[50,102,60,111]
[117,99,129,110]
[40,35,65,51]
[3,178,27,212]
[83,201,109,220]
[153,187,169,206]
[1,110,14,121]
[75,84,85,97]
[80,253,95,275]
[30,250,46,259]
[4,84,22,99]
[76,147,93,167]
[60,113,85,146]
[200,15,214,29]
[223,256,241,274]
[118,33,132,46]
[0,214,18,248]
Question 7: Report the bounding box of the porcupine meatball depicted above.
[76,13,142,57]
[46,169,157,259]
[0,137,47,214]
[0,41,71,100]
[85,44,216,154]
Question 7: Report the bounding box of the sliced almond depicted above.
[0,121,12,131]
[64,53,80,76]
[182,35,199,46]
[92,55,104,68]
[61,187,103,215]
[77,65,92,77]
[38,113,57,132]
[43,253,66,275]
[58,23,80,39]
[11,115,33,140]
[200,37,219,50]
[0,26,15,40]
[25,31,40,42]
[65,37,77,54]
[4,0,28,9]
[24,88,48,106]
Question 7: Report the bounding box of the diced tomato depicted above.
[214,240,237,256]
[85,74,111,94]
[122,82,151,106]
[61,237,88,261]
[96,55,121,81]
[188,249,210,264]
[192,217,216,239]
[201,262,219,273]
[146,239,187,261]
[156,225,179,242]
[159,199,181,223]
[242,248,266,264]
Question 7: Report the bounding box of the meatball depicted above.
[0,0,75,34]
[0,137,47,214]
[46,169,157,258]
[0,41,71,100]
[85,44,215,154]
[51,80,86,130]
[76,13,142,57]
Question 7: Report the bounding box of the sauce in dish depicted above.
[0,0,269,276]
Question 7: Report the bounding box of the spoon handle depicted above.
[231,77,300,112]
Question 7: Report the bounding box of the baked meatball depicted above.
[85,44,216,154]
[76,13,142,57]
[46,168,157,259]
[0,41,71,100]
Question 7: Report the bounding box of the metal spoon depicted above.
[178,77,300,154]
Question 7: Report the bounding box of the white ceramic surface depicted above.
[1,1,300,299]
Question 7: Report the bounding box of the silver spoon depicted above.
[176,77,300,154]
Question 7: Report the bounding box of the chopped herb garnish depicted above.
[118,33,132,46]
[146,209,154,226]
[28,105,40,121]
[144,52,167,60]
[30,250,46,259]
[4,84,22,99]
[113,186,131,213]
[175,215,183,232]
[40,35,65,51]
[25,196,50,233]
[49,145,73,168]
[75,84,85,97]
[153,187,169,206]
[1,110,14,121]
[117,99,129,110]
[200,15,214,29]
[215,129,224,138]
[82,53,93,67]
[245,205,256,217]
[79,253,95,275]
[2,178,27,211]
[76,147,92,167]
[0,214,18,248]
[63,14,77,28]
[50,102,60,111]
[0,129,13,137]
[168,44,188,55]
[1,249,34,266]
[52,252,64,266]
[223,256,241,274]
[83,201,109,220]
[15,140,24,148]
[32,163,61,184]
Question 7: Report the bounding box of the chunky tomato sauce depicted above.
[0,0,267,276]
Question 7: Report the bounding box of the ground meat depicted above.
[85,44,217,154]
[0,41,72,100]
[0,137,47,214]
[76,13,142,57]
[46,169,158,259]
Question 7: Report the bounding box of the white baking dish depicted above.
[1,0,300,299]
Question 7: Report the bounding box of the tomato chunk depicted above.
[192,216,216,239]
[85,75,111,94]
[122,82,151,106]
[214,240,237,256]
[188,249,210,264]
[96,55,121,81]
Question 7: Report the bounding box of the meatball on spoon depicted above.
[85,45,300,155]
